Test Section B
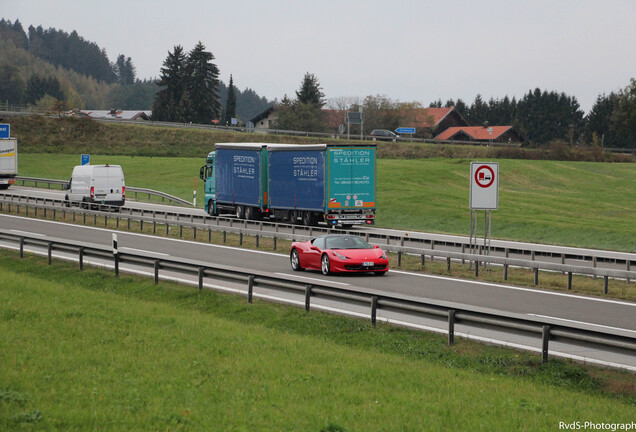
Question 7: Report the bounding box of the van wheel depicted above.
[235,205,245,219]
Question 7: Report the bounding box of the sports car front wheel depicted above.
[321,254,331,275]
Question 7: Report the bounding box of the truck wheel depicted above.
[321,254,331,275]
[289,210,299,224]
[235,205,245,219]
[302,212,314,226]
[245,206,258,220]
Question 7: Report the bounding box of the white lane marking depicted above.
[3,214,635,308]
[121,247,170,257]
[275,272,350,286]
[9,230,47,237]
[527,314,636,334]
[391,269,636,307]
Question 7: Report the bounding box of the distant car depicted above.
[370,129,401,141]
[290,234,389,276]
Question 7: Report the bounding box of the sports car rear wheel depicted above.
[290,249,304,271]
[321,254,331,275]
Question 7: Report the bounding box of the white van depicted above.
[65,164,125,209]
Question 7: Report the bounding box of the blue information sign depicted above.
[0,124,9,139]
[396,127,416,134]
[81,154,90,165]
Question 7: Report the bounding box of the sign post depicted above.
[469,162,499,269]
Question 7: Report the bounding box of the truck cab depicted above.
[200,151,216,215]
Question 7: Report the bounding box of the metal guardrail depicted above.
[7,180,636,274]
[1,229,635,366]
[14,176,193,206]
[1,195,635,295]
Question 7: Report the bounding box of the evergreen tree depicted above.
[585,93,618,147]
[611,78,636,148]
[152,45,187,121]
[0,63,25,104]
[25,75,64,104]
[295,72,325,107]
[183,41,221,123]
[115,54,136,85]
[222,74,237,125]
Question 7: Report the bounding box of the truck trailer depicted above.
[200,143,376,226]
[0,138,18,189]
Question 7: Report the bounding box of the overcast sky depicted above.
[4,0,635,113]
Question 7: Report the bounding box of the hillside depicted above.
[6,115,634,163]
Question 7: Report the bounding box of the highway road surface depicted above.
[1,214,635,370]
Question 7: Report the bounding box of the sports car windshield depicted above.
[325,236,372,250]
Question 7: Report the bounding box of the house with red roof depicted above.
[435,124,525,143]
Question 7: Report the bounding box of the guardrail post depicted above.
[421,254,425,269]
[93,213,97,225]
[239,233,243,246]
[19,237,24,258]
[627,261,631,283]
[114,254,119,276]
[223,231,227,244]
[47,241,52,265]
[603,276,609,295]
[534,268,539,285]
[208,228,212,242]
[256,235,259,248]
[153,220,156,234]
[503,263,508,281]
[371,296,378,327]
[273,236,277,251]
[304,284,312,312]
[198,267,204,291]
[593,256,597,280]
[104,214,108,226]
[193,227,197,240]
[248,275,254,303]
[397,251,402,267]
[448,309,456,346]
[446,257,451,271]
[154,260,159,284]
[179,225,183,238]
[542,325,551,363]
[461,244,465,264]
[140,218,144,232]
[567,272,572,290]
[165,223,169,236]
[79,247,84,270]
[474,259,479,277]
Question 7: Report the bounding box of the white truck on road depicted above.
[0,139,17,190]
[65,164,126,209]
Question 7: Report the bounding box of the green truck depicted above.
[200,143,377,226]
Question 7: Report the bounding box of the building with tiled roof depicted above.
[435,125,525,143]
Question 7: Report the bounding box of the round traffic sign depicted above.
[474,165,495,188]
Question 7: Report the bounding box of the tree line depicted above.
[0,19,272,121]
[428,83,635,148]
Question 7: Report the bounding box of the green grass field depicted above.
[17,153,636,252]
[1,251,634,431]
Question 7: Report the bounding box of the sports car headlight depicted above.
[380,251,387,260]
[333,251,348,260]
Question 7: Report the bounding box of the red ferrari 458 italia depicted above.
[290,234,389,275]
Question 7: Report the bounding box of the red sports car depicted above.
[290,234,389,276]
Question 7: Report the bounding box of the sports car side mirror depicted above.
[373,245,379,249]
[310,246,320,251]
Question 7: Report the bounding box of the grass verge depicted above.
[0,249,635,431]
